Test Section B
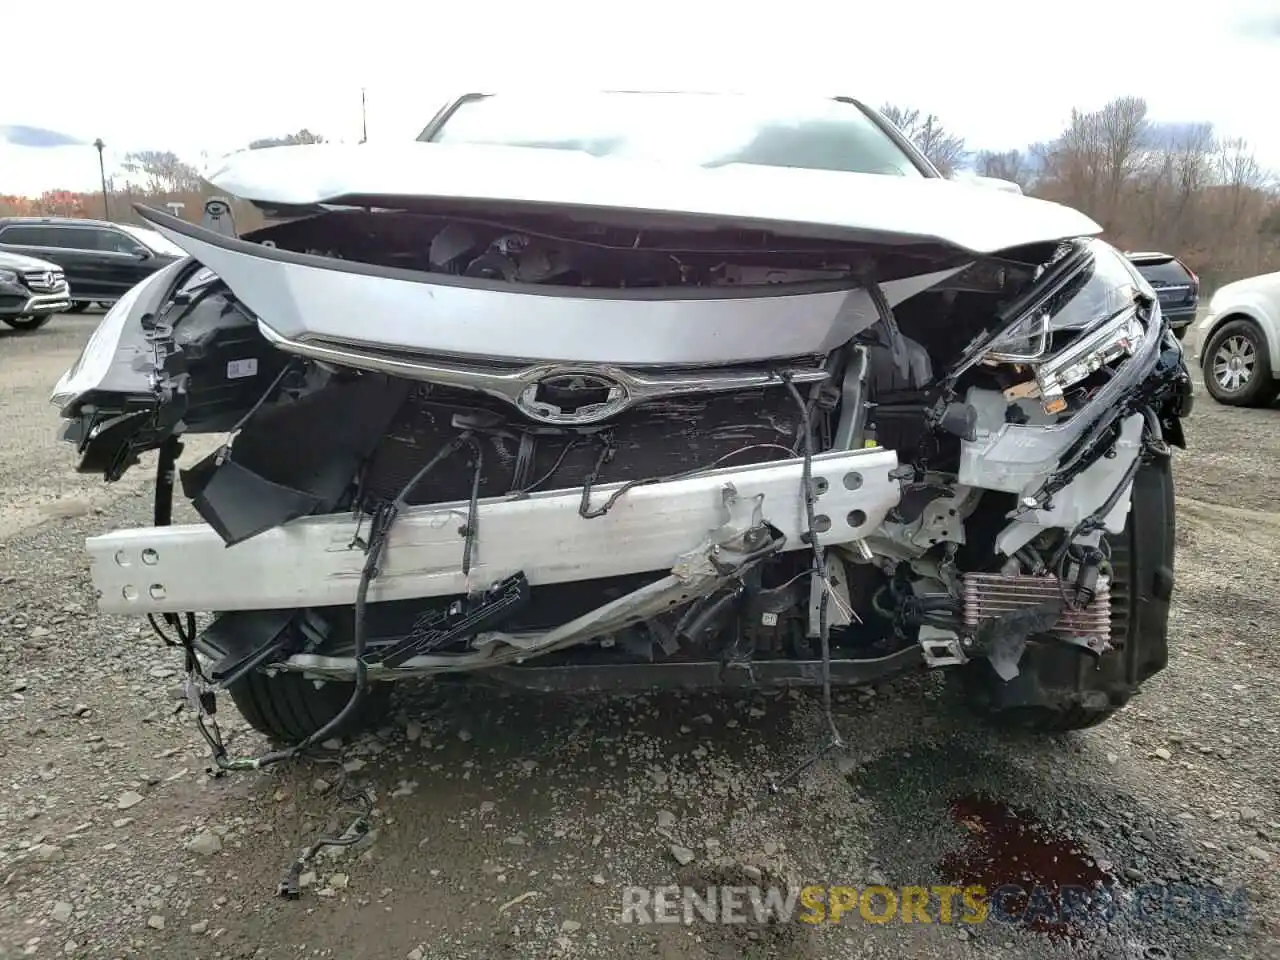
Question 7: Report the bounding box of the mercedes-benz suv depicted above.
[0,248,70,331]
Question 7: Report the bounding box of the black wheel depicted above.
[1201,317,1278,407]
[953,456,1176,733]
[226,670,391,745]
[65,301,90,314]
[1,317,52,332]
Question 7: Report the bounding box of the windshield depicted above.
[117,223,186,258]
[422,92,927,177]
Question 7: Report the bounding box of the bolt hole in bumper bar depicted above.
[88,447,901,617]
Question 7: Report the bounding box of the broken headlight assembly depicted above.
[50,264,189,414]
[1016,307,1145,413]
[979,241,1150,414]
[50,284,147,411]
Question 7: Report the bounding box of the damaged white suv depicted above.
[51,92,1192,759]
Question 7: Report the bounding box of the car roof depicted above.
[0,216,119,228]
[440,88,868,101]
[424,90,876,126]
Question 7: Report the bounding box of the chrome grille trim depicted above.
[259,321,829,425]
[21,270,66,293]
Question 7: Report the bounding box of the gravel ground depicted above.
[1,315,1278,960]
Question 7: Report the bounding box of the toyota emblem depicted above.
[515,371,629,425]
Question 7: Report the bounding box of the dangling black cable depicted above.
[768,374,845,795]
[146,435,208,681]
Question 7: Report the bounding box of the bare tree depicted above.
[1028,97,1150,229]
[1034,108,1105,215]
[249,129,327,150]
[1165,124,1215,244]
[1216,137,1266,193]
[1169,124,1216,192]
[1097,97,1150,219]
[1260,203,1280,238]
[879,104,967,175]
[867,97,1279,287]
[1196,137,1278,281]
[121,150,204,194]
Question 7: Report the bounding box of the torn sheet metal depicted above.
[993,413,1144,557]
[263,493,787,679]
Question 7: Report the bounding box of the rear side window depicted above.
[0,224,148,252]
[95,229,144,254]
[0,224,58,246]
[49,227,103,251]
[1131,257,1192,286]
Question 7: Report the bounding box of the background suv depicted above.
[0,217,185,310]
[0,248,70,331]
[1126,251,1199,339]
[1198,269,1280,407]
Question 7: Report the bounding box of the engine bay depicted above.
[250,206,993,290]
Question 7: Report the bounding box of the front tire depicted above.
[1202,318,1278,407]
[954,456,1175,733]
[2,314,52,331]
[65,302,90,314]
[227,670,391,745]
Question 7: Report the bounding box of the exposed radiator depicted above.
[962,572,1112,649]
[362,384,802,506]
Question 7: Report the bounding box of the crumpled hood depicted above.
[0,247,61,272]
[207,141,1102,255]
[137,205,964,367]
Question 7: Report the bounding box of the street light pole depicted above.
[93,138,109,219]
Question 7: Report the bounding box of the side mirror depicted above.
[132,246,152,260]
[949,172,1024,195]
[974,176,1023,195]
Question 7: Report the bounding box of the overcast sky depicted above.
[3,0,1277,196]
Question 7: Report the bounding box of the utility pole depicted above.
[93,138,109,219]
[360,88,368,144]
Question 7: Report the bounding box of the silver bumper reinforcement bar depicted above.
[88,447,901,616]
